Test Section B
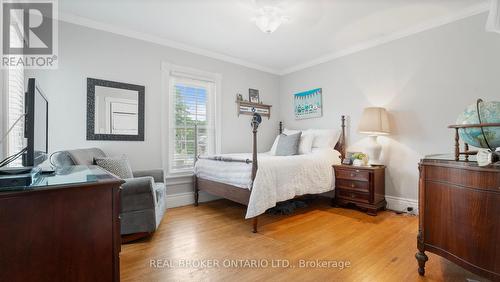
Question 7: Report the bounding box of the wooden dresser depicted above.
[333,165,386,215]
[416,156,500,281]
[0,165,123,282]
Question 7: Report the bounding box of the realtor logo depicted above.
[1,0,58,68]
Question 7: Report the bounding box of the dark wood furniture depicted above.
[194,116,347,233]
[416,156,500,281]
[333,164,386,215]
[0,165,123,282]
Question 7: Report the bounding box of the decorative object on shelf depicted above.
[342,152,354,165]
[351,152,368,167]
[249,88,260,103]
[476,148,500,167]
[237,100,271,119]
[236,93,243,101]
[448,99,500,161]
[358,107,390,165]
[294,88,322,120]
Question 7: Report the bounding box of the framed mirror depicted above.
[87,78,145,141]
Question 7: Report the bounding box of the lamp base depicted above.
[366,135,383,165]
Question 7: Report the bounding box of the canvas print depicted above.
[294,88,322,119]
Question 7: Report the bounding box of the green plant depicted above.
[352,153,367,160]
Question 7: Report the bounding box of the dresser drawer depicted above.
[336,179,370,192]
[424,165,500,192]
[335,169,370,181]
[336,189,370,203]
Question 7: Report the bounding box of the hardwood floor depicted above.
[120,198,486,282]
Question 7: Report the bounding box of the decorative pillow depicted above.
[275,132,302,156]
[283,128,314,154]
[94,156,134,179]
[298,133,314,154]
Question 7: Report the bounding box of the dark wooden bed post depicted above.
[251,114,261,233]
[194,175,199,206]
[334,115,347,162]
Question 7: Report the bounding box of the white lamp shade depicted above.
[358,107,390,135]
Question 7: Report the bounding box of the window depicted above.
[2,17,25,166]
[5,67,25,167]
[167,67,220,174]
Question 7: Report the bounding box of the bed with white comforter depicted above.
[194,148,341,218]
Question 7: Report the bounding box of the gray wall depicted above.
[25,21,280,205]
[20,13,500,207]
[279,13,500,202]
[27,21,280,171]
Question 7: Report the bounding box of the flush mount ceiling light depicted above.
[253,6,288,34]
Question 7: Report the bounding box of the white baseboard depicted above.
[165,192,220,209]
[385,195,419,214]
[166,192,419,214]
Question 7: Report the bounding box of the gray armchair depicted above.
[51,148,166,240]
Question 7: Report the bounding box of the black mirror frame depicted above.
[86,78,145,141]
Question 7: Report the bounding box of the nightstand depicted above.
[333,164,386,215]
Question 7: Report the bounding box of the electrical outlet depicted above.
[406,207,415,215]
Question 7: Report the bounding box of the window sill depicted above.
[166,172,194,180]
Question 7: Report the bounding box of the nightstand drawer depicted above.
[337,189,370,203]
[336,179,369,192]
[335,169,370,182]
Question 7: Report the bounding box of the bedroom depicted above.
[0,0,499,281]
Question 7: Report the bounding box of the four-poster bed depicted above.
[194,115,347,233]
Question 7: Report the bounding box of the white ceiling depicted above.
[59,0,489,74]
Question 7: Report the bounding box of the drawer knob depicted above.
[351,193,355,198]
[350,173,355,177]
[355,170,360,173]
[351,183,355,188]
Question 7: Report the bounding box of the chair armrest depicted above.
[132,169,164,183]
[121,176,154,196]
[120,176,155,212]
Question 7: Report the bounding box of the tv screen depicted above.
[23,78,48,167]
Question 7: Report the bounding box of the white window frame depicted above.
[161,62,222,177]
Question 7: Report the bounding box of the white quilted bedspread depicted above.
[195,148,340,218]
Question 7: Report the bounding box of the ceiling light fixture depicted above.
[253,6,288,34]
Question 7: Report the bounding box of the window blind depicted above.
[169,75,216,173]
[3,16,25,166]
[6,66,25,166]
[4,21,25,166]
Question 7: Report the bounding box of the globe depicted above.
[455,100,500,149]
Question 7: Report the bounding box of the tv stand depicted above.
[0,165,123,281]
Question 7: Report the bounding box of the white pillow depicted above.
[298,133,314,154]
[307,129,340,148]
[283,128,300,135]
[270,135,280,155]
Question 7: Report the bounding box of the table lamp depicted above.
[358,107,390,165]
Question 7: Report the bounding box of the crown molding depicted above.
[59,3,489,77]
[58,13,281,75]
[279,3,490,75]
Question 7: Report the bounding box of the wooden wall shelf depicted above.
[237,101,272,119]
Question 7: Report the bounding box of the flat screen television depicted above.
[23,78,48,167]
